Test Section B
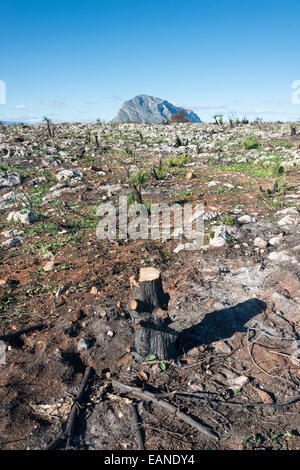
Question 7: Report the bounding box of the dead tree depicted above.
[43,117,54,138]
[129,268,179,360]
[174,135,183,147]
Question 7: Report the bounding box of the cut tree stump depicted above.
[129,267,179,360]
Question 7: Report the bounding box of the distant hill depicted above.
[112,95,202,123]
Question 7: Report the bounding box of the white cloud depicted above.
[187,104,228,111]
[0,113,42,123]
[41,98,64,106]
[16,104,25,109]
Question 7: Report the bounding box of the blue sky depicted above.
[1,0,300,123]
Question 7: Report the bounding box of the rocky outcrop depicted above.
[112,95,201,123]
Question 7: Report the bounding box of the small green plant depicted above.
[167,154,189,168]
[243,136,260,149]
[272,162,285,177]
[127,191,136,206]
[152,159,167,180]
[223,214,234,225]
[131,172,146,191]
[171,191,193,199]
[85,129,92,143]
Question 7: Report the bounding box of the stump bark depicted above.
[129,268,179,360]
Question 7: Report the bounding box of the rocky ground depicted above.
[0,120,300,450]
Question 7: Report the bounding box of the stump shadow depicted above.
[178,298,267,353]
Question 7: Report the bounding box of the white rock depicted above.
[254,237,268,248]
[2,237,22,247]
[275,207,299,216]
[0,173,21,188]
[7,210,39,225]
[277,215,299,226]
[43,260,55,272]
[268,251,297,264]
[210,225,230,247]
[77,338,89,351]
[1,229,23,238]
[174,241,201,253]
[56,169,81,181]
[227,376,249,390]
[238,215,253,224]
[268,234,283,246]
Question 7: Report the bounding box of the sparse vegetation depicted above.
[0,119,299,452]
[243,136,261,149]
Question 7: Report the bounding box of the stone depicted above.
[213,340,232,354]
[271,292,299,323]
[0,172,21,188]
[269,235,283,246]
[7,210,39,225]
[43,260,55,272]
[186,346,200,357]
[0,191,26,209]
[209,225,230,247]
[77,338,89,351]
[56,285,67,297]
[2,237,22,247]
[1,229,23,238]
[275,207,299,216]
[227,375,249,390]
[174,241,201,253]
[186,171,196,181]
[238,215,253,224]
[268,251,297,264]
[56,169,81,181]
[254,237,268,248]
[277,215,299,226]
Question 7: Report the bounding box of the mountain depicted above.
[112,95,202,123]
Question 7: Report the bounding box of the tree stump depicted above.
[291,125,297,136]
[129,268,179,360]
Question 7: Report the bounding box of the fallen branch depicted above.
[111,380,218,441]
[131,403,145,450]
[46,366,92,450]
[163,391,300,408]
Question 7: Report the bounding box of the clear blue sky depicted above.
[1,0,300,123]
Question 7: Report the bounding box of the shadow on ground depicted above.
[178,298,267,352]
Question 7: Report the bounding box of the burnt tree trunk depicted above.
[291,126,297,136]
[129,268,179,360]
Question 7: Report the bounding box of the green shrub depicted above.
[130,172,146,191]
[167,154,189,167]
[272,162,285,178]
[243,136,260,150]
